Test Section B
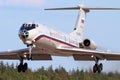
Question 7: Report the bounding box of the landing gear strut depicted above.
[93,57,103,73]
[17,57,28,72]
[27,44,33,60]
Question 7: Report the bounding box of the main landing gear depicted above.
[17,57,28,72]
[93,57,103,73]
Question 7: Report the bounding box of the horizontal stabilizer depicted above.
[45,7,120,11]
[45,7,80,10]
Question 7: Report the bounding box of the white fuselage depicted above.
[19,23,82,56]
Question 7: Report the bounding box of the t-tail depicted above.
[70,5,89,40]
[45,5,120,40]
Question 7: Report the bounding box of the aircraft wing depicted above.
[0,48,52,60]
[57,46,120,61]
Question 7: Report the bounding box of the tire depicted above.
[98,63,103,73]
[22,63,28,72]
[99,63,103,70]
[17,63,23,72]
[93,64,98,73]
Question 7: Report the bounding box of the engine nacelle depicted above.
[79,39,97,50]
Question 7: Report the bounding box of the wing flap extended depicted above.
[0,48,52,60]
[56,46,120,60]
[105,54,120,60]
[73,54,94,61]
[0,54,18,59]
[31,54,52,60]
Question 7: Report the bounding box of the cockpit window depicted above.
[20,23,37,31]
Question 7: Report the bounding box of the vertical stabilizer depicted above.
[70,5,89,40]
[45,4,120,41]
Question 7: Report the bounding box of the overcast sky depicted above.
[0,0,120,72]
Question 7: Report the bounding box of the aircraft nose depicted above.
[20,31,29,39]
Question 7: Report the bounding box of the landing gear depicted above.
[27,44,33,60]
[27,54,32,60]
[93,57,103,73]
[17,57,28,72]
[93,63,103,73]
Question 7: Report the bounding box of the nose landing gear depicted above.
[93,57,103,73]
[27,44,33,60]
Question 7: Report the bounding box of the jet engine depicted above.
[79,39,97,50]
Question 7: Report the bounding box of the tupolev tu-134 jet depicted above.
[0,4,120,73]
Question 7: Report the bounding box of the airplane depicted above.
[0,4,120,73]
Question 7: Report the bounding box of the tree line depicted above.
[0,61,119,80]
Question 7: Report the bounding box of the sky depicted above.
[0,0,120,72]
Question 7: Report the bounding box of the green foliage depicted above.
[0,61,119,80]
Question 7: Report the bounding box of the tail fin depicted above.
[45,4,89,40]
[70,5,89,40]
[45,5,120,40]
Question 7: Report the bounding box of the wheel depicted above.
[98,63,103,73]
[99,63,103,70]
[17,63,23,72]
[17,65,21,72]
[22,63,28,72]
[93,64,98,73]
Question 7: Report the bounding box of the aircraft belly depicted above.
[34,37,72,56]
[34,38,57,55]
[36,38,56,48]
